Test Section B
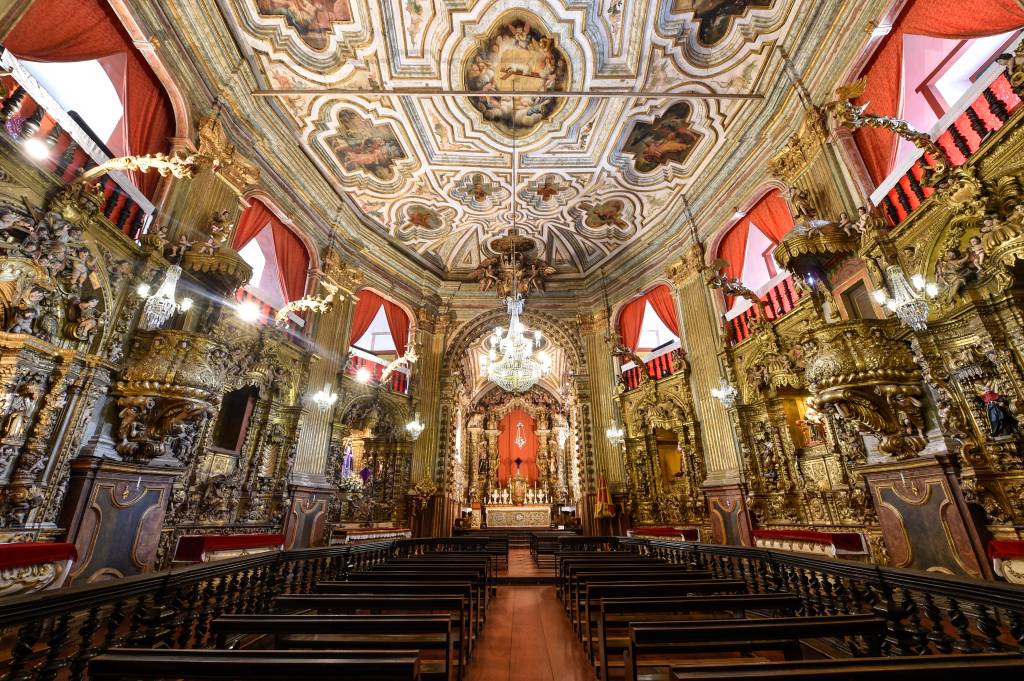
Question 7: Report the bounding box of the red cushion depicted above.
[988,539,1024,560]
[174,533,285,562]
[753,529,865,553]
[0,542,77,569]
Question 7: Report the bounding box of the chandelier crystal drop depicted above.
[872,265,939,332]
[140,265,184,331]
[481,295,551,393]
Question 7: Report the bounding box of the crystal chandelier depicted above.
[711,378,739,408]
[480,295,551,393]
[871,266,939,332]
[139,265,190,330]
[406,413,425,440]
[606,419,625,447]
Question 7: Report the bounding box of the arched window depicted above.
[853,0,1024,186]
[347,289,411,393]
[715,189,795,318]
[233,199,310,310]
[4,0,175,200]
[616,285,681,387]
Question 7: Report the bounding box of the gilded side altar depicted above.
[484,504,551,527]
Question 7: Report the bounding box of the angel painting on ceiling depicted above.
[255,0,352,50]
[328,111,407,181]
[464,15,569,134]
[671,0,773,45]
[623,102,703,173]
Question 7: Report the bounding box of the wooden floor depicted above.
[465,548,594,681]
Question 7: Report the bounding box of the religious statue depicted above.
[66,297,101,342]
[6,284,45,335]
[967,235,986,269]
[789,188,817,222]
[3,381,42,440]
[934,246,977,296]
[207,209,234,245]
[166,233,195,261]
[974,386,1018,437]
[66,247,97,289]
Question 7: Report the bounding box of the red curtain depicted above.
[349,289,384,346]
[382,299,410,357]
[646,284,679,337]
[617,296,646,350]
[4,0,175,200]
[497,410,539,486]
[715,189,793,308]
[854,0,1024,184]
[271,222,308,303]
[233,199,309,303]
[232,200,275,250]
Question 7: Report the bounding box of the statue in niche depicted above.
[6,284,45,335]
[797,404,827,446]
[967,235,986,269]
[789,188,817,222]
[3,380,42,439]
[974,385,1018,437]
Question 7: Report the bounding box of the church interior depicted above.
[3,0,1024,679]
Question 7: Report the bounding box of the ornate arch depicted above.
[442,307,586,378]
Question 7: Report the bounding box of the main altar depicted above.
[482,473,552,528]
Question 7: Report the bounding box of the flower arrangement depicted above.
[337,473,365,494]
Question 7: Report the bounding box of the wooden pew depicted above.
[569,571,718,629]
[385,556,496,592]
[275,594,471,675]
[593,594,802,681]
[558,558,667,601]
[350,567,489,611]
[89,648,422,680]
[623,614,889,681]
[576,580,747,639]
[211,613,456,681]
[314,581,481,649]
[668,653,1024,680]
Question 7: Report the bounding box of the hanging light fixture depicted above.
[406,412,425,440]
[606,419,625,447]
[311,383,338,408]
[139,265,188,330]
[871,265,939,332]
[480,87,551,394]
[711,378,739,408]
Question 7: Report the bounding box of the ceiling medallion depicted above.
[463,12,570,136]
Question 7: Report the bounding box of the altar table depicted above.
[485,504,551,528]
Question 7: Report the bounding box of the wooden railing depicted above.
[621,349,679,391]
[620,539,1024,656]
[0,542,392,680]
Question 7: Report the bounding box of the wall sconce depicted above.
[871,266,939,332]
[355,366,371,383]
[236,300,261,323]
[711,378,739,408]
[311,384,338,408]
[406,413,425,440]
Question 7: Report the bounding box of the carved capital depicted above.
[666,243,706,286]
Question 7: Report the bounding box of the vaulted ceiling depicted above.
[214,0,815,278]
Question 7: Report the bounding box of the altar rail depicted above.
[0,541,391,680]
[620,538,1024,656]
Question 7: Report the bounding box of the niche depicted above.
[655,428,681,484]
[211,386,259,453]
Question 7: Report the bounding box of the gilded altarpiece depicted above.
[614,352,705,526]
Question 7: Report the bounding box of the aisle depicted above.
[464,585,596,681]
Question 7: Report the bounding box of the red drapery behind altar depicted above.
[232,199,309,303]
[4,0,175,201]
[715,189,794,308]
[497,409,539,486]
[349,289,411,355]
[853,0,1024,185]
[617,284,680,350]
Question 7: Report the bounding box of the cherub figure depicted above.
[934,247,975,295]
[67,247,97,289]
[66,297,101,342]
[836,212,852,236]
[967,235,986,269]
[166,233,194,261]
[194,235,219,256]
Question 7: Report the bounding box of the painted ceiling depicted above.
[226,0,800,276]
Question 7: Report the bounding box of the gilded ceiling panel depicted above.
[225,0,798,276]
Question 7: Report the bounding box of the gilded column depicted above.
[411,304,449,482]
[577,309,625,485]
[291,253,361,482]
[668,246,743,483]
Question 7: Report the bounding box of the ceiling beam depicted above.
[251,87,762,100]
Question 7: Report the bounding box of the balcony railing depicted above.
[872,69,1022,227]
[620,343,683,391]
[0,50,153,239]
[728,275,803,346]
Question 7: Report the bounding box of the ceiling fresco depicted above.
[227,0,799,276]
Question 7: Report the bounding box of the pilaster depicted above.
[577,309,625,485]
